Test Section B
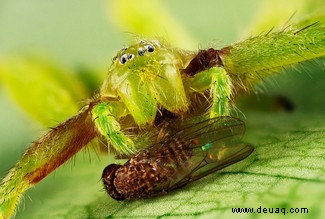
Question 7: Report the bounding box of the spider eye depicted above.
[128,54,135,60]
[119,53,135,64]
[119,54,128,64]
[138,48,145,56]
[145,44,155,53]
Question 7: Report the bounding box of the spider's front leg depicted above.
[185,66,232,117]
[92,101,138,155]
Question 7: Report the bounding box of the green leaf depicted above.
[0,55,89,127]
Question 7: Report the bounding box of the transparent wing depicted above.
[168,144,254,191]
[142,116,254,192]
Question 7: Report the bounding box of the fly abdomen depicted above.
[155,137,193,168]
[102,164,125,200]
[102,137,194,199]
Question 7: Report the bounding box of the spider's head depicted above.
[100,38,181,99]
[100,39,188,125]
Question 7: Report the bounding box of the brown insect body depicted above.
[103,137,194,199]
[102,117,254,200]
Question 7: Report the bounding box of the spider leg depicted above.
[184,67,232,117]
[92,102,136,155]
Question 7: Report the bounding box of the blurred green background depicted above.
[0,0,324,218]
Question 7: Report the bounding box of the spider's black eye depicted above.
[145,44,155,53]
[138,48,145,56]
[128,54,135,60]
[119,54,128,64]
[119,53,135,64]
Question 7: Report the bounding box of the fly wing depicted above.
[146,116,254,192]
[169,143,254,191]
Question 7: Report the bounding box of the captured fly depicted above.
[102,117,254,200]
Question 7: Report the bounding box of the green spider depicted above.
[0,16,324,218]
[93,38,233,155]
